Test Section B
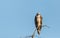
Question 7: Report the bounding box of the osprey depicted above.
[35,12,42,35]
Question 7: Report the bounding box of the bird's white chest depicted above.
[37,15,41,22]
[36,15,41,25]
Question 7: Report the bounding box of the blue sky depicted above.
[0,0,60,38]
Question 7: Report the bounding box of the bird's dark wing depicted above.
[34,16,38,28]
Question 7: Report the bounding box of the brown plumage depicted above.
[35,13,42,35]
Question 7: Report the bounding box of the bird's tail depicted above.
[37,27,41,35]
[37,30,40,35]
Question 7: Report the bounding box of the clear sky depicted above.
[0,0,60,38]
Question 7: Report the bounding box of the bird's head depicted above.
[36,12,40,16]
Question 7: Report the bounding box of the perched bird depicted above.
[35,12,42,35]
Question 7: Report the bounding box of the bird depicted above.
[34,12,43,35]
